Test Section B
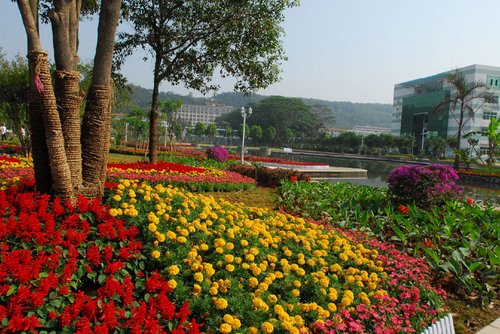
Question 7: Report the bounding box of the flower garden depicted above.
[0,151,498,333]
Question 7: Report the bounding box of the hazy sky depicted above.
[2,0,500,104]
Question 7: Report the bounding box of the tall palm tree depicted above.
[435,69,496,170]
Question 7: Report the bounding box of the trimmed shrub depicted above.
[387,164,462,208]
[228,163,311,187]
[206,146,229,162]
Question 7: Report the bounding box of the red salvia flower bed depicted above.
[0,189,201,333]
[107,161,207,174]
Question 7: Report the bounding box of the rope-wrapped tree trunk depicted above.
[100,79,114,186]
[81,0,122,198]
[28,51,73,198]
[81,85,111,198]
[54,71,83,193]
[18,0,121,200]
[28,71,51,193]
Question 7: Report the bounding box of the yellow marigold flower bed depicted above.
[0,156,34,190]
[108,179,388,333]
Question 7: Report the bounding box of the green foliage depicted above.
[249,125,263,144]
[194,123,206,142]
[159,99,183,149]
[434,69,496,169]
[278,181,500,305]
[428,136,447,159]
[264,126,277,145]
[484,117,499,166]
[159,153,237,170]
[214,93,392,129]
[0,51,30,156]
[464,117,500,166]
[220,96,322,146]
[120,105,149,145]
[116,0,298,93]
[206,124,218,144]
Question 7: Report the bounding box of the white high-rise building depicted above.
[393,64,500,156]
[178,102,235,126]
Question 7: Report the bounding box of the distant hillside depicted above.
[128,85,208,108]
[300,98,393,129]
[127,86,393,129]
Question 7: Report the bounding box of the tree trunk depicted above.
[18,0,73,197]
[54,71,83,193]
[50,0,74,71]
[100,79,114,186]
[18,0,51,193]
[49,0,83,194]
[81,0,121,198]
[148,59,161,164]
[28,84,52,193]
[29,51,74,198]
[454,103,465,170]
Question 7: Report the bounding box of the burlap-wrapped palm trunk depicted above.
[54,71,83,193]
[17,0,122,200]
[28,51,73,198]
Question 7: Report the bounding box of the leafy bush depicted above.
[278,181,499,305]
[160,154,237,170]
[206,146,229,162]
[228,163,311,187]
[387,164,462,208]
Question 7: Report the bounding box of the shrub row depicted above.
[228,163,311,187]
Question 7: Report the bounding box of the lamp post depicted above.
[240,106,252,163]
[124,122,129,146]
[163,121,168,147]
[421,128,429,152]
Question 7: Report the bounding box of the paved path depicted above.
[477,318,500,334]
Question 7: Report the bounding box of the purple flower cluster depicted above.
[206,146,229,162]
[387,164,462,208]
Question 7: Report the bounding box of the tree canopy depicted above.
[435,69,496,169]
[114,0,298,162]
[219,96,323,146]
[0,51,30,155]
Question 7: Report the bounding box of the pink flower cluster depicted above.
[314,229,447,334]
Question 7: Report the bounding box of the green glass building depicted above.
[392,65,500,156]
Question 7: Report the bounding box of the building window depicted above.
[483,111,498,120]
[487,75,500,90]
[480,146,489,156]
[481,127,488,136]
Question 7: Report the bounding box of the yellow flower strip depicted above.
[108,179,388,333]
[0,157,34,190]
[107,166,224,177]
[0,157,33,169]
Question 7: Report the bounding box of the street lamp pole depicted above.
[421,128,429,152]
[125,122,129,146]
[164,121,168,147]
[240,106,252,163]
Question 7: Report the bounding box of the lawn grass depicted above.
[204,186,279,209]
[108,152,147,163]
[208,186,498,334]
